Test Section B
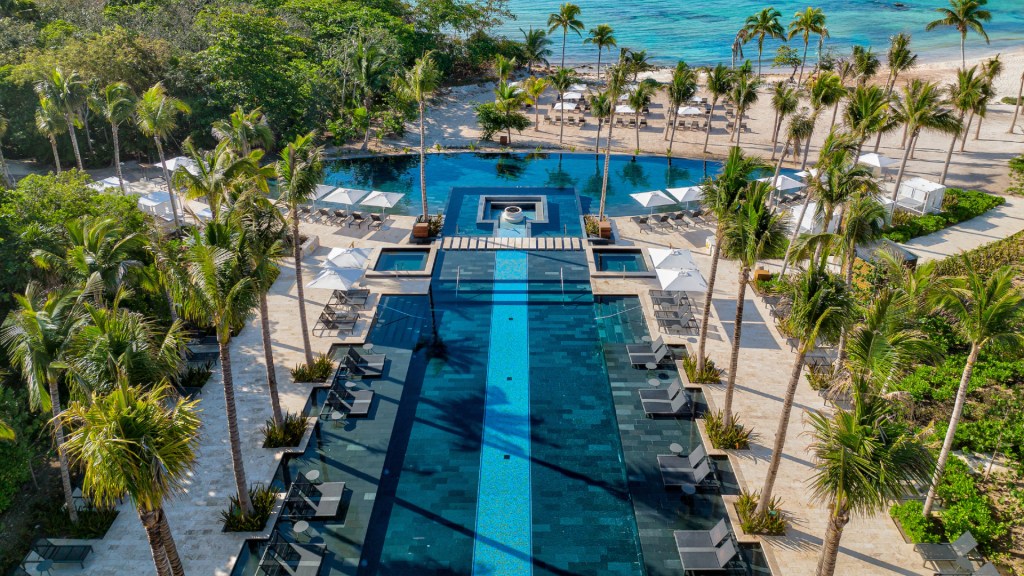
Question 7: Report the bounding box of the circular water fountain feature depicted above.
[501,205,524,223]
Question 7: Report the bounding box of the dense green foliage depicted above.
[704,410,752,449]
[220,483,277,531]
[0,385,37,513]
[736,490,787,535]
[883,189,1005,243]
[1010,154,1024,195]
[934,228,1024,278]
[261,412,308,448]
[290,353,335,382]
[890,500,942,543]
[682,355,723,383]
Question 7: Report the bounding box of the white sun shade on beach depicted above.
[563,92,583,101]
[553,101,577,111]
[616,104,636,115]
[159,156,198,175]
[361,191,405,215]
[321,187,369,205]
[666,186,704,204]
[678,106,703,116]
[795,168,819,179]
[630,190,675,212]
[138,191,170,208]
[307,266,364,291]
[89,176,130,192]
[757,174,804,192]
[569,83,587,92]
[649,248,699,271]
[656,267,708,292]
[314,184,337,200]
[858,152,898,169]
[323,247,373,269]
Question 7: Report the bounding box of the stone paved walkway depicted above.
[902,196,1024,262]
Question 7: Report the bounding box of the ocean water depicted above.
[496,0,1024,66]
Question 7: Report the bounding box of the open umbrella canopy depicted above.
[159,156,198,175]
[562,92,584,101]
[615,104,636,114]
[666,186,704,204]
[138,191,171,208]
[553,102,577,111]
[89,176,130,192]
[678,106,703,116]
[858,152,898,169]
[794,168,819,180]
[649,248,699,271]
[656,267,708,292]
[307,266,364,291]
[323,247,372,269]
[569,83,587,92]
[757,174,804,192]
[314,184,337,200]
[361,191,405,212]
[321,187,369,205]
[630,190,676,210]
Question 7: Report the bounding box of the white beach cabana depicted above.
[790,201,840,233]
[159,156,198,176]
[562,92,584,101]
[307,266,365,291]
[666,185,704,204]
[569,83,587,92]
[321,187,369,206]
[361,191,405,216]
[553,102,577,111]
[858,152,899,179]
[89,176,131,193]
[615,104,636,115]
[630,190,675,213]
[677,106,703,116]
[323,247,373,269]
[138,191,175,221]
[890,177,946,215]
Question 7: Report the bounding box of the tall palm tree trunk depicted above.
[890,131,915,208]
[0,144,12,188]
[755,349,807,515]
[780,191,812,276]
[735,110,744,147]
[797,42,809,85]
[599,111,616,220]
[959,112,974,152]
[49,136,62,173]
[111,123,126,194]
[82,111,94,155]
[801,116,817,170]
[49,378,78,523]
[419,102,428,218]
[923,342,979,515]
[219,340,255,516]
[829,102,840,133]
[668,113,680,154]
[361,98,373,151]
[940,129,960,184]
[139,508,171,576]
[65,115,84,171]
[696,232,723,373]
[559,98,565,145]
[594,119,602,152]
[157,508,185,576]
[292,209,314,365]
[634,113,641,152]
[154,138,182,230]
[816,508,850,576]
[1009,74,1023,134]
[702,99,717,153]
[723,267,749,427]
[258,292,283,426]
[561,31,567,68]
[533,98,541,131]
[770,110,780,152]
[596,52,603,83]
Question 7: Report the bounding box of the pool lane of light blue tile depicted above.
[472,250,533,576]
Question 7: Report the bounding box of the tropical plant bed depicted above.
[220,484,278,532]
[682,355,724,384]
[934,228,1024,280]
[261,413,309,449]
[703,410,753,450]
[883,189,1005,244]
[735,490,787,536]
[290,354,336,383]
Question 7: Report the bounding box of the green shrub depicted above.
[291,353,335,382]
[1011,155,1024,195]
[934,458,1009,553]
[175,363,213,390]
[583,215,600,237]
[805,364,838,391]
[261,412,308,448]
[890,500,943,543]
[682,355,723,384]
[220,484,278,532]
[0,386,37,514]
[704,410,753,450]
[736,490,787,535]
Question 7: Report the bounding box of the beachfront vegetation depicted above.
[883,188,1004,242]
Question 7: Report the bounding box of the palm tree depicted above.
[89,82,136,194]
[548,3,584,69]
[695,147,767,373]
[962,55,1000,146]
[815,145,878,241]
[925,0,991,68]
[584,24,616,81]
[922,262,1024,516]
[589,90,611,152]
[493,82,526,144]
[625,49,655,82]
[394,52,442,221]
[720,182,788,427]
[889,80,961,208]
[774,111,814,183]
[1,283,87,523]
[175,228,259,516]
[731,29,750,70]
[755,265,853,516]
[803,72,846,168]
[598,60,629,221]
[522,76,549,132]
[665,63,698,154]
[769,82,800,160]
[521,28,553,75]
[885,33,918,93]
[173,139,265,219]
[211,106,274,157]
[35,96,66,173]
[136,83,191,230]
[844,84,896,155]
[627,80,657,153]
[941,66,985,184]
[744,8,785,77]
[31,216,141,295]
[353,39,393,151]
[275,133,324,366]
[789,7,828,84]
[702,64,735,154]
[837,193,885,288]
[0,113,11,188]
[35,67,86,171]
[1009,68,1023,134]
[807,392,932,576]
[61,380,200,576]
[851,45,881,88]
[494,55,518,84]
[730,72,760,147]
[548,67,578,146]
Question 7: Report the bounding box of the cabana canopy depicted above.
[631,190,675,211]
[893,177,946,214]
[307,266,364,291]
[323,247,372,269]
[321,187,369,205]
[666,186,703,204]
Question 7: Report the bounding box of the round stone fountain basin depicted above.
[502,205,524,223]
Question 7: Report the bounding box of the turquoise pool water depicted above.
[595,250,648,272]
[325,152,723,218]
[497,0,1024,66]
[443,186,585,237]
[375,250,429,272]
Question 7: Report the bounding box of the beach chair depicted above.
[643,389,693,418]
[653,214,672,229]
[640,117,648,127]
[343,355,383,379]
[674,518,730,549]
[297,205,313,221]
[638,381,685,403]
[627,336,670,366]
[347,347,386,373]
[578,116,586,126]
[334,289,370,309]
[739,122,749,132]
[26,539,93,569]
[631,215,652,233]
[677,539,737,573]
[348,211,365,228]
[627,117,637,128]
[662,458,714,488]
[368,213,385,231]
[287,478,347,519]
[332,209,349,225]
[670,212,689,228]
[567,116,576,126]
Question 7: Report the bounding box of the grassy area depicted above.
[883,189,1006,243]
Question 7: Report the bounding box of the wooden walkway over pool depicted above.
[439,236,585,251]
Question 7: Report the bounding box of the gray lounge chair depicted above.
[677,539,737,573]
[287,479,346,519]
[259,536,325,576]
[974,563,1001,576]
[349,212,365,227]
[658,444,708,472]
[632,215,652,233]
[662,458,714,488]
[673,518,730,549]
[643,389,693,418]
[27,539,93,568]
[628,337,670,367]
[368,213,385,230]
[638,380,683,402]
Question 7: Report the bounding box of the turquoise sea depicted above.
[496,0,1024,66]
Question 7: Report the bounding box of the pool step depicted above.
[440,236,584,251]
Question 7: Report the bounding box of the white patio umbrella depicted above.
[677,106,703,116]
[361,191,405,215]
[630,190,676,213]
[649,248,700,271]
[569,83,587,92]
[666,185,704,204]
[656,267,708,292]
[757,174,804,192]
[553,101,577,111]
[159,156,198,176]
[858,152,898,169]
[89,176,131,193]
[794,168,819,180]
[307,266,364,291]
[563,91,584,101]
[323,247,372,269]
[314,184,337,200]
[615,104,636,114]
[321,187,369,205]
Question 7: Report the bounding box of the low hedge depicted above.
[883,189,1005,243]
